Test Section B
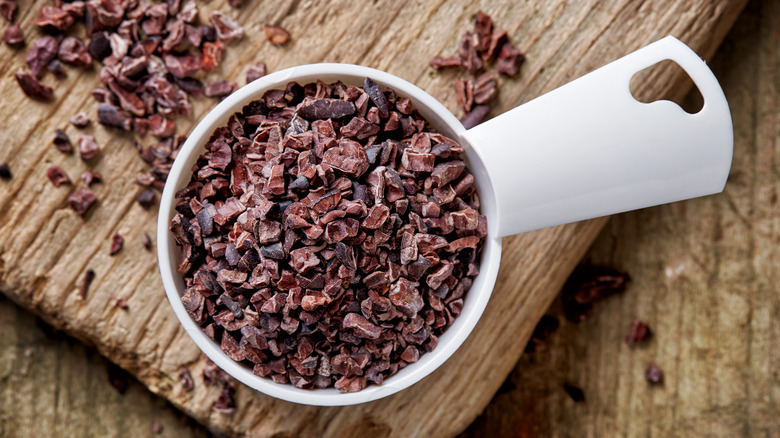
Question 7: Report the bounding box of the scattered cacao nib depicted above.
[97,103,131,130]
[151,420,163,434]
[116,297,128,309]
[80,171,102,186]
[110,232,124,255]
[80,268,95,299]
[264,24,290,45]
[204,80,235,98]
[32,5,73,31]
[70,112,90,128]
[201,40,224,72]
[563,382,585,402]
[107,363,130,395]
[0,0,16,22]
[561,265,631,323]
[68,188,97,215]
[496,41,525,77]
[78,135,100,160]
[15,69,54,101]
[625,320,651,346]
[246,62,266,83]
[52,129,73,153]
[46,165,71,187]
[26,35,59,78]
[87,31,111,60]
[179,368,194,392]
[142,233,153,251]
[209,11,244,41]
[3,23,23,46]
[172,80,486,392]
[213,383,236,413]
[0,162,10,180]
[459,104,489,129]
[227,0,243,7]
[645,363,664,384]
[429,56,463,71]
[136,189,156,209]
[525,314,560,353]
[58,36,92,67]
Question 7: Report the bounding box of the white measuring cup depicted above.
[157,36,732,406]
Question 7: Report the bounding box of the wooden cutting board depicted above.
[0,1,745,436]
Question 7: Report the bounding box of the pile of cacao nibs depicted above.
[9,0,257,214]
[171,78,487,392]
[430,11,526,129]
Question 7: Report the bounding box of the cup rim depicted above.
[157,63,503,406]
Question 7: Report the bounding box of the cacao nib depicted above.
[645,363,663,384]
[97,103,132,130]
[209,11,244,41]
[46,165,71,187]
[0,162,10,180]
[136,189,156,209]
[459,104,490,129]
[562,265,631,323]
[78,135,100,160]
[58,37,92,67]
[171,80,486,392]
[26,36,59,78]
[81,171,102,186]
[70,112,90,128]
[179,368,194,392]
[204,80,235,98]
[263,24,290,45]
[68,188,97,215]
[245,62,266,83]
[563,383,585,402]
[80,268,95,299]
[52,129,73,153]
[110,232,124,255]
[625,320,651,346]
[3,23,23,46]
[15,69,54,101]
[496,41,525,77]
[0,0,16,22]
[429,56,463,71]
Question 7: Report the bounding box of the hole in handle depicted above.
[629,59,704,114]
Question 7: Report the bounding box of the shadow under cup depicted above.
[157,63,503,406]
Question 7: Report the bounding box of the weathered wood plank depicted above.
[461,1,777,436]
[0,0,746,436]
[0,296,210,438]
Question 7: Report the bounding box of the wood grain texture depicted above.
[461,1,778,436]
[0,1,746,436]
[0,296,210,438]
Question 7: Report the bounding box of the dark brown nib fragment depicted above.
[136,189,156,209]
[264,24,290,45]
[525,314,560,354]
[171,79,487,392]
[246,62,266,83]
[78,135,100,160]
[116,297,128,309]
[142,233,153,251]
[80,171,102,186]
[645,363,663,384]
[179,368,194,392]
[70,112,90,128]
[110,233,124,255]
[46,165,71,187]
[561,265,630,323]
[53,129,73,153]
[0,162,10,180]
[563,383,585,402]
[625,320,651,346]
[460,104,490,129]
[3,23,23,46]
[107,363,130,394]
[15,69,54,101]
[68,188,97,215]
[80,268,95,299]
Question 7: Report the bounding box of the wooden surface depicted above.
[0,295,210,438]
[0,1,746,436]
[462,0,779,436]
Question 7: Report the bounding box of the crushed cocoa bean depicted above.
[52,129,73,153]
[561,265,630,323]
[3,23,23,45]
[264,24,290,45]
[46,165,71,187]
[246,62,266,84]
[80,171,102,186]
[563,382,585,402]
[68,187,97,215]
[0,162,11,180]
[625,320,651,346]
[15,69,53,101]
[171,79,486,392]
[70,112,90,128]
[645,363,663,384]
[80,268,95,299]
[110,232,124,255]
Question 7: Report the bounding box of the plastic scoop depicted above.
[157,35,732,406]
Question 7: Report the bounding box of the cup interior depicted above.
[157,63,503,405]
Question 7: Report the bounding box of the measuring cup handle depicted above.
[462,36,733,238]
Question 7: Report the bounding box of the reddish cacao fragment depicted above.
[264,24,290,45]
[53,129,73,153]
[209,11,244,41]
[645,363,663,384]
[110,232,124,255]
[68,188,97,215]
[15,69,54,101]
[0,162,10,180]
[70,113,90,128]
[3,23,23,46]
[46,166,71,187]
